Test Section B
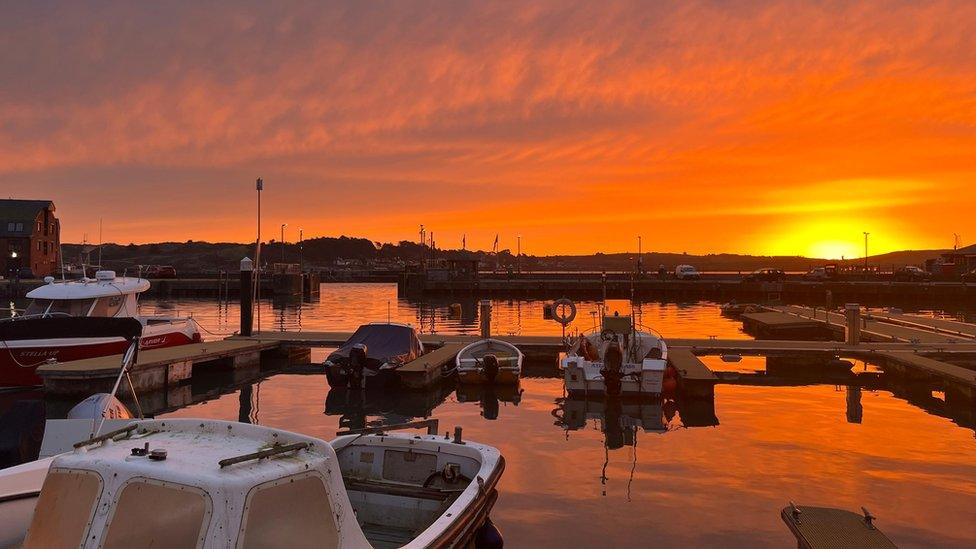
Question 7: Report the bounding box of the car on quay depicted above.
[893,265,930,282]
[674,264,701,280]
[742,268,786,283]
[961,269,976,283]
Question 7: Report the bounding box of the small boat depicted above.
[719,300,759,316]
[0,270,201,386]
[560,300,668,397]
[0,419,504,548]
[324,322,424,389]
[455,338,523,385]
[782,502,897,548]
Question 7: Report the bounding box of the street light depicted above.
[517,235,522,275]
[281,223,288,264]
[863,232,870,270]
[299,228,304,272]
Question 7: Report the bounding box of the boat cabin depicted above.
[21,271,146,319]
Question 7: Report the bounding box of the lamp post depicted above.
[517,235,522,275]
[863,232,870,271]
[299,228,304,272]
[280,223,288,264]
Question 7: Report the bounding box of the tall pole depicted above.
[637,235,642,275]
[255,178,263,333]
[420,224,426,270]
[863,232,869,270]
[517,235,522,275]
[299,228,304,272]
[280,223,287,264]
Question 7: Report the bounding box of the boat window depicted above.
[24,299,51,315]
[90,295,125,317]
[101,478,211,549]
[47,298,96,317]
[23,468,102,548]
[239,473,339,549]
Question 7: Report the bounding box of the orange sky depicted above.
[2,1,974,257]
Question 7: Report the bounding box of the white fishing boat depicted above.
[560,300,668,397]
[0,270,201,386]
[0,419,504,548]
[455,338,523,385]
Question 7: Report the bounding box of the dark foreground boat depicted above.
[324,323,424,389]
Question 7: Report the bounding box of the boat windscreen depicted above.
[47,299,96,317]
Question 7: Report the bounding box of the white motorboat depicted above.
[455,338,523,385]
[0,270,201,386]
[560,300,668,397]
[0,419,503,548]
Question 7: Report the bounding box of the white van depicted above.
[675,265,701,280]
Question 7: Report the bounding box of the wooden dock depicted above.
[666,348,718,398]
[740,311,826,339]
[36,339,281,395]
[770,305,970,344]
[398,343,465,389]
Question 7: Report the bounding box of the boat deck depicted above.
[781,505,897,549]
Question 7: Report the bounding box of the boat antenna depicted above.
[94,337,143,437]
[388,300,391,323]
[98,218,103,269]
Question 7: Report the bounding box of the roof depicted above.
[0,199,54,237]
[26,276,150,300]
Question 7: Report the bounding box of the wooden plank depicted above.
[667,348,717,381]
[876,351,976,388]
[742,311,822,328]
[401,343,464,373]
[36,339,279,376]
[870,311,976,339]
[666,338,976,355]
[774,305,969,344]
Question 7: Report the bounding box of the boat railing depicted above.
[336,418,440,437]
[0,311,73,322]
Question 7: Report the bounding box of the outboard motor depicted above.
[348,343,368,387]
[475,518,504,549]
[482,353,500,383]
[601,336,624,397]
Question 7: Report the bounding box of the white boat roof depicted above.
[26,272,149,300]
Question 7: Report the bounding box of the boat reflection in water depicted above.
[324,382,455,433]
[455,383,523,420]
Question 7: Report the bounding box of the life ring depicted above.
[551,298,577,326]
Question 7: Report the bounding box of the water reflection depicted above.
[455,383,523,420]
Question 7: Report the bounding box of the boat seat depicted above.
[344,478,462,502]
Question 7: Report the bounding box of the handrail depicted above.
[73,423,139,448]
[219,442,310,468]
[0,312,73,322]
[336,418,439,437]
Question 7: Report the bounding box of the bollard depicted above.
[240,257,254,337]
[845,303,861,345]
[479,300,492,338]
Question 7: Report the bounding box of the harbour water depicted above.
[3,283,976,547]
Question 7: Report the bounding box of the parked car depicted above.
[742,268,786,283]
[674,264,701,280]
[803,267,828,281]
[143,265,178,279]
[893,265,930,282]
[961,269,976,283]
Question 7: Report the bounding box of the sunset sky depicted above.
[2,1,974,257]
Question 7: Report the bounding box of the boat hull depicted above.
[0,323,200,387]
[563,358,667,397]
[458,368,520,385]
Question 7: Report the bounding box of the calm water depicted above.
[3,283,976,547]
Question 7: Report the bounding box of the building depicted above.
[0,199,60,278]
[925,244,976,278]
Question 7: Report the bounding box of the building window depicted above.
[5,222,12,232]
[44,241,49,254]
[15,222,23,232]
[37,241,42,251]
[37,221,41,232]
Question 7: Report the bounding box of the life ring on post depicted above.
[551,298,577,326]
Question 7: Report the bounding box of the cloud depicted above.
[1,1,974,252]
